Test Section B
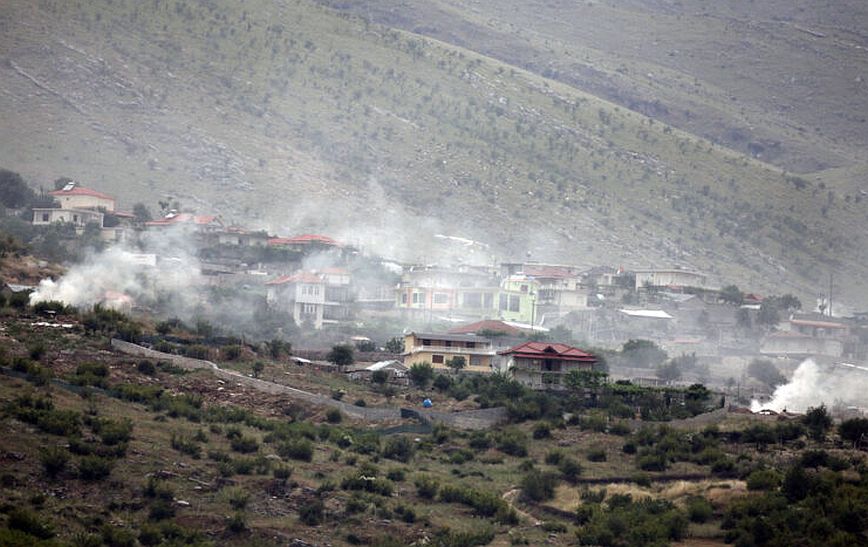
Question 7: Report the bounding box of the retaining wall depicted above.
[111,339,505,430]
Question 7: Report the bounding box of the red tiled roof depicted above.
[50,186,115,201]
[111,211,135,218]
[266,272,324,285]
[268,234,339,247]
[449,320,524,336]
[498,341,597,362]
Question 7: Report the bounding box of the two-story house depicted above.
[499,341,597,390]
[266,269,354,329]
[402,332,496,373]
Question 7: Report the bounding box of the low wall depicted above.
[110,339,505,429]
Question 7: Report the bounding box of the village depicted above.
[7,180,868,411]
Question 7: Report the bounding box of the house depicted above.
[634,269,708,290]
[211,226,269,247]
[265,269,353,329]
[499,341,597,390]
[402,332,496,373]
[760,331,844,358]
[395,265,500,317]
[32,207,104,232]
[49,182,116,212]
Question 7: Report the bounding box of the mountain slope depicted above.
[0,0,866,306]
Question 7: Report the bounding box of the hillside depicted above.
[1,0,867,306]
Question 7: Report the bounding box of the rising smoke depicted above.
[751,359,868,413]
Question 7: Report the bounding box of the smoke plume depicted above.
[751,359,868,413]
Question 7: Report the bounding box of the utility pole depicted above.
[829,272,833,317]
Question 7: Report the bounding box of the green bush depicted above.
[521,470,559,502]
[415,475,439,499]
[341,474,394,496]
[382,435,415,463]
[170,433,202,458]
[496,427,528,457]
[223,486,251,510]
[77,455,113,481]
[746,468,783,491]
[533,422,552,439]
[326,408,342,423]
[274,465,293,480]
[137,360,157,375]
[230,435,259,454]
[686,496,713,523]
[558,457,583,483]
[587,447,607,462]
[7,508,55,539]
[277,439,314,462]
[299,499,325,525]
[93,417,133,446]
[40,446,70,478]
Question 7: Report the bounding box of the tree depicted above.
[447,356,466,373]
[409,362,434,388]
[0,169,36,208]
[839,418,868,447]
[132,202,153,223]
[622,339,668,368]
[656,361,682,383]
[53,176,73,190]
[371,369,389,384]
[747,359,786,388]
[757,301,781,326]
[251,361,264,378]
[802,404,832,441]
[327,344,354,367]
[719,285,744,306]
[384,337,403,353]
[735,307,752,329]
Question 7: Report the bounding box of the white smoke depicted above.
[751,359,868,413]
[30,229,203,316]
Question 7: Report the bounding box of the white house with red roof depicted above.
[267,234,340,252]
[49,181,116,211]
[266,269,353,329]
[499,341,597,390]
[32,181,131,239]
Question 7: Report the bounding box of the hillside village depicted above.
[5,177,868,408]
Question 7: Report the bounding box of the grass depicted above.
[2,0,867,304]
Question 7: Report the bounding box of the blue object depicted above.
[422,398,433,408]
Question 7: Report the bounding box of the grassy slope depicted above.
[1,0,867,305]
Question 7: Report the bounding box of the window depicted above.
[42,213,49,222]
[432,355,444,364]
[412,292,424,304]
[521,284,528,293]
[509,295,520,312]
[470,355,484,366]
[483,293,493,308]
[302,304,317,315]
[433,293,449,304]
[401,293,408,304]
[73,214,79,223]
[499,294,508,310]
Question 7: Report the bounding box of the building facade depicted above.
[402,332,495,373]
[499,341,597,390]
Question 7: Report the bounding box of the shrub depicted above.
[137,360,157,375]
[148,500,176,521]
[587,447,607,462]
[170,433,201,459]
[558,457,583,483]
[223,487,250,510]
[299,499,325,525]
[341,475,394,496]
[230,435,260,454]
[622,441,637,454]
[468,431,492,450]
[278,439,314,462]
[7,508,55,539]
[496,427,528,457]
[746,468,783,491]
[226,512,247,533]
[415,475,440,499]
[521,470,559,502]
[686,496,713,523]
[533,422,552,439]
[40,446,70,478]
[77,455,113,481]
[222,345,242,361]
[545,450,565,465]
[408,362,434,387]
[610,421,631,436]
[382,436,415,463]
[94,418,133,446]
[28,343,47,361]
[353,398,367,407]
[273,465,293,480]
[326,409,342,424]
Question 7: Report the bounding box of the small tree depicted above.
[409,363,434,388]
[251,361,264,378]
[719,285,744,306]
[132,202,153,223]
[803,404,832,441]
[747,359,786,387]
[327,344,354,367]
[839,417,868,447]
[446,356,466,374]
[656,361,682,383]
[371,369,389,384]
[384,337,404,353]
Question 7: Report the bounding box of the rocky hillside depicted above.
[1,0,867,306]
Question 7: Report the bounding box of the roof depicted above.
[498,341,597,362]
[266,272,324,285]
[145,213,220,227]
[620,309,674,319]
[407,332,492,344]
[49,185,115,201]
[366,360,407,371]
[521,265,577,279]
[267,234,339,247]
[790,319,848,329]
[449,320,525,336]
